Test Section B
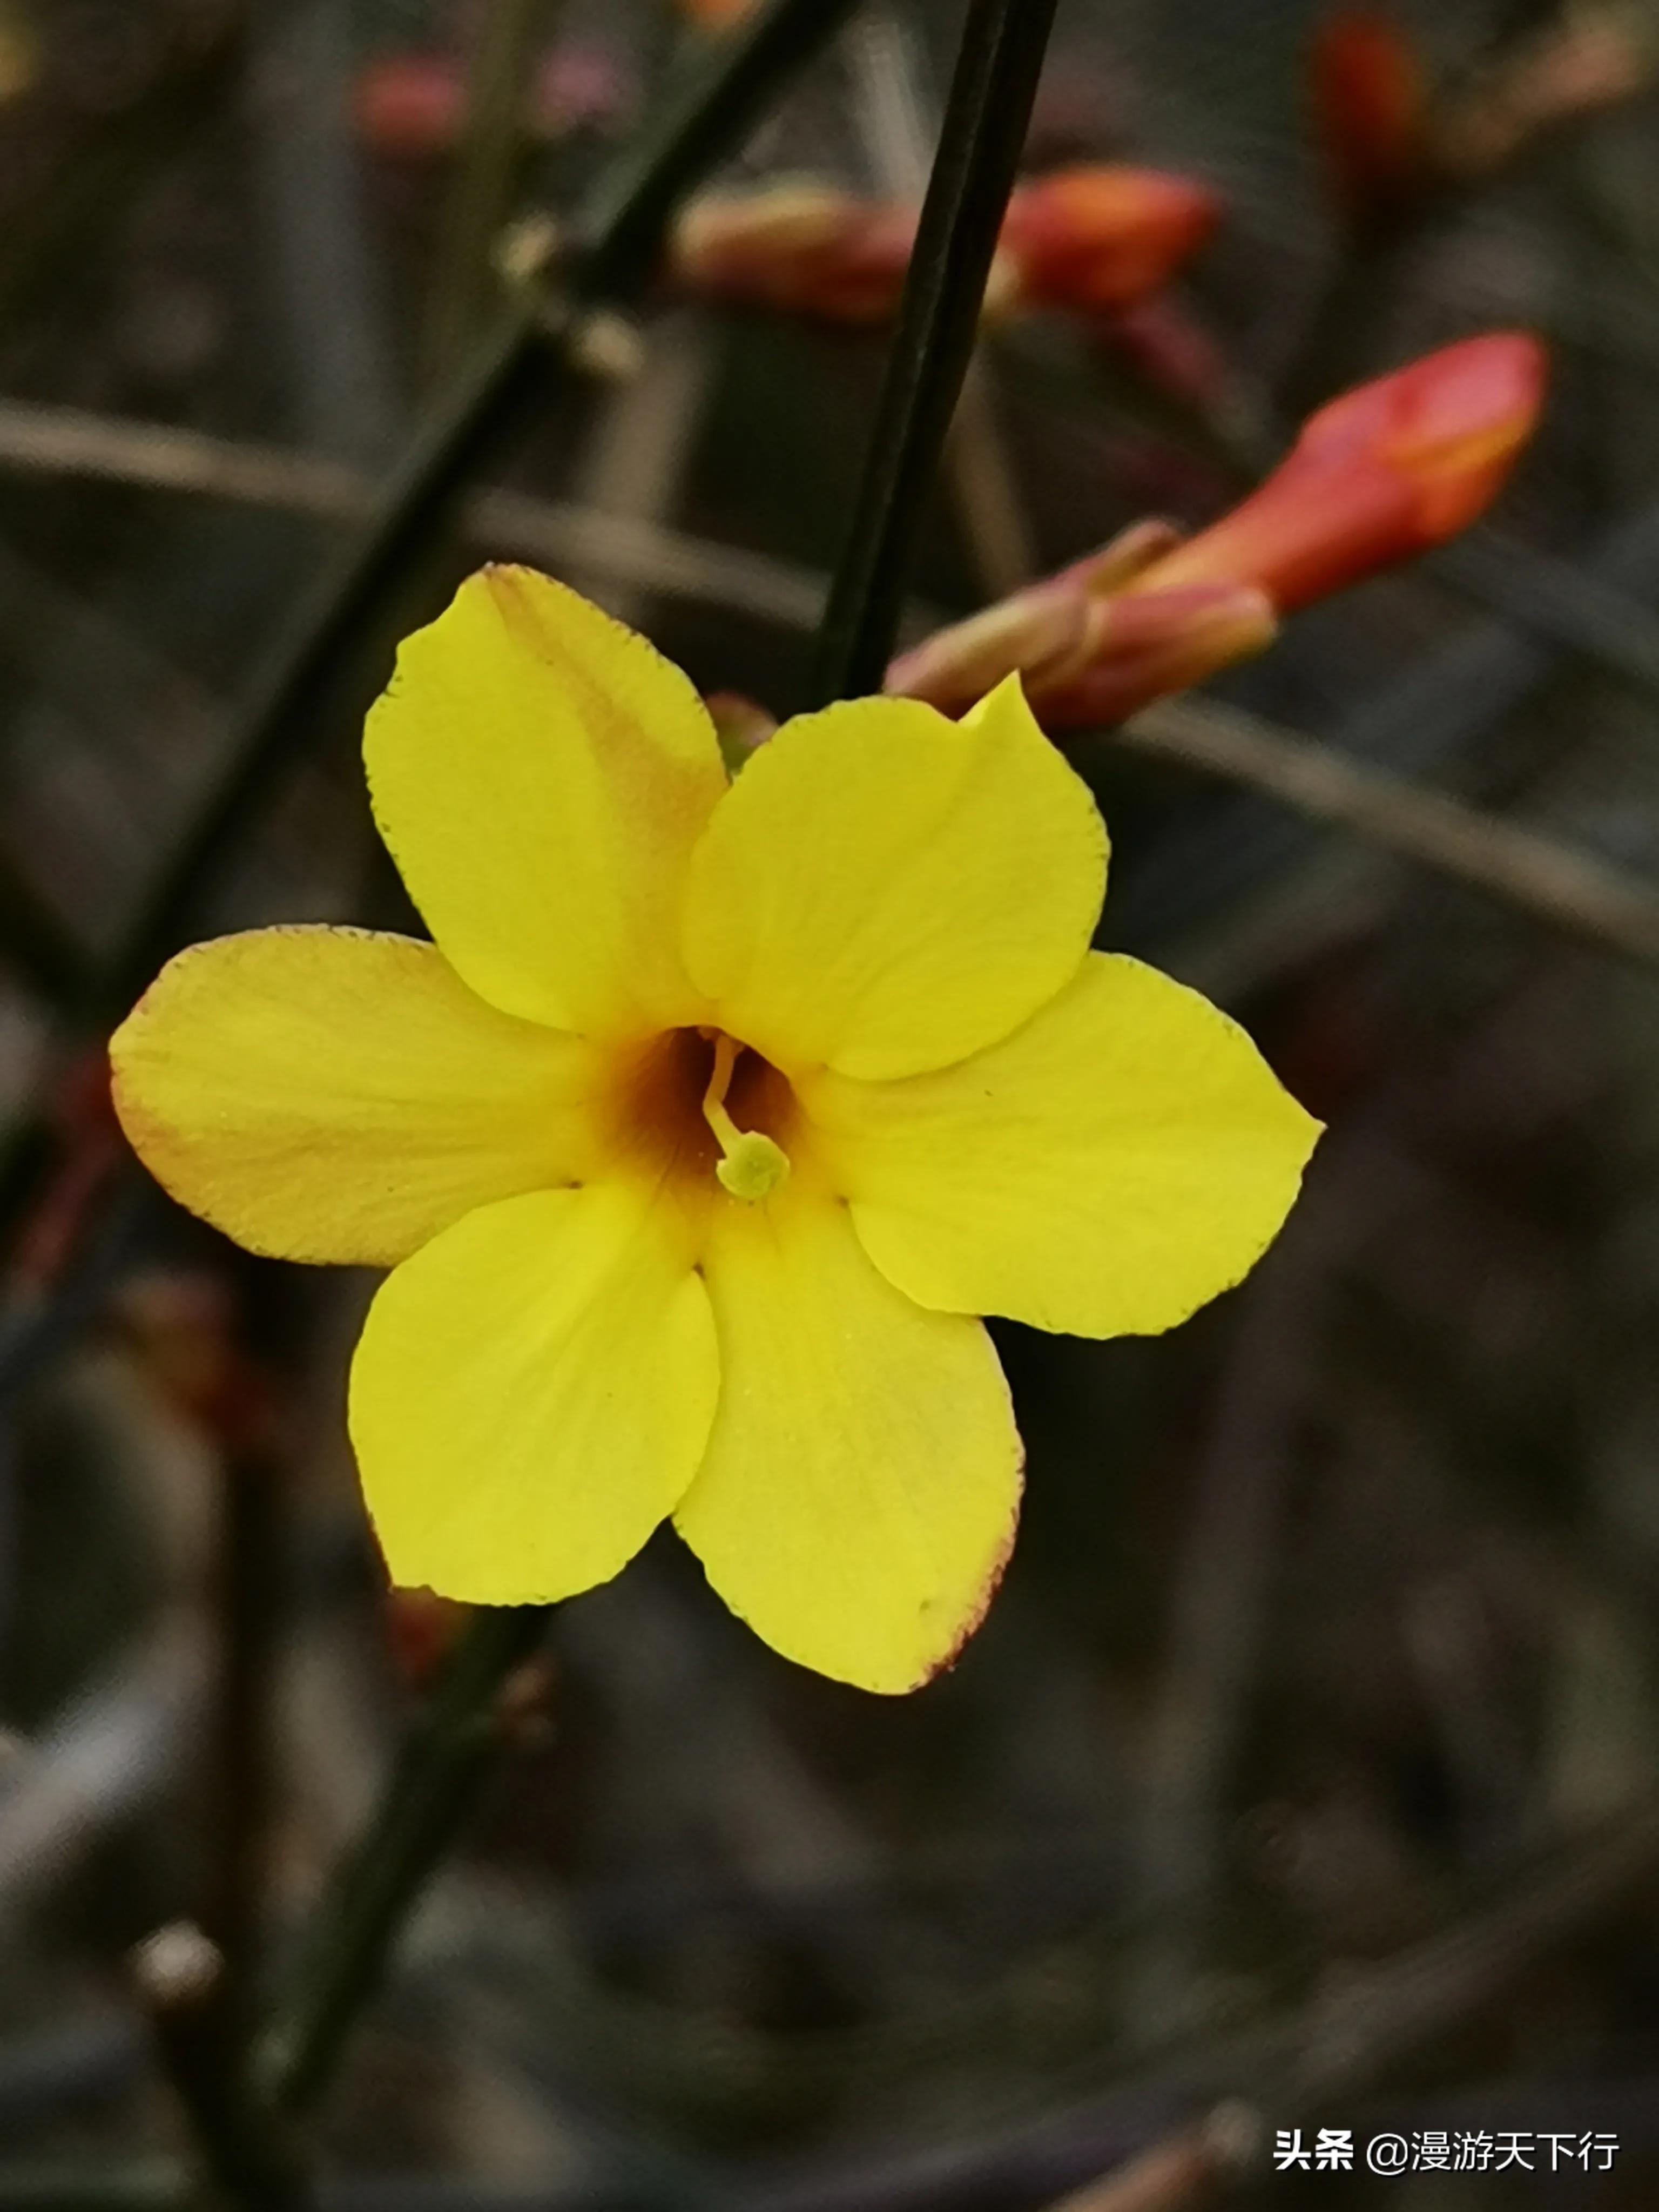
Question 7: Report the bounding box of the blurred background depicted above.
[3,0,1659,2203]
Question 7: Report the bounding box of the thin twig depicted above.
[1112,693,1659,969]
[207,1442,285,2039]
[255,1605,555,2117]
[131,1925,307,2212]
[1431,527,1659,702]
[845,10,1038,597]
[0,399,834,632]
[811,0,1060,701]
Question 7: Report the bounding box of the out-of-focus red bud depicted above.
[385,1588,469,1689]
[675,0,759,24]
[1000,166,1219,313]
[1310,10,1434,230]
[888,519,1276,728]
[889,335,1543,730]
[354,56,464,158]
[1028,583,1278,730]
[672,167,1208,329]
[887,579,1098,720]
[355,43,630,158]
[670,183,927,324]
[1126,332,1547,615]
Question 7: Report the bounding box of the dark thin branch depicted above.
[811,0,1060,702]
[206,1441,286,2039]
[255,1606,555,2117]
[131,1926,307,2212]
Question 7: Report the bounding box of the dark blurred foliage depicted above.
[2,1,1659,2206]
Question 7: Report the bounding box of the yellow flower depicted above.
[110,570,1320,1694]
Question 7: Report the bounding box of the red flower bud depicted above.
[354,56,464,159]
[1028,583,1279,731]
[1309,9,1434,230]
[1001,165,1220,313]
[671,165,1213,329]
[670,184,949,325]
[887,336,1542,730]
[887,521,1276,727]
[1125,332,1547,615]
[674,0,758,24]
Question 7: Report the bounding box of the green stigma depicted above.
[702,1032,790,1203]
[714,1130,791,1203]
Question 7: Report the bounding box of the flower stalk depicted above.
[255,1603,555,2116]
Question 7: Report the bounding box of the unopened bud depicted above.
[675,0,758,25]
[886,578,1096,719]
[1128,332,1547,613]
[671,183,919,325]
[354,56,464,159]
[1310,9,1434,232]
[1001,165,1219,314]
[1028,582,1278,730]
[888,563,1274,731]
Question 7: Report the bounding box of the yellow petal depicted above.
[681,677,1106,1081]
[365,568,728,1037]
[810,952,1321,1338]
[674,1182,1022,1692]
[350,1182,717,1602]
[111,928,606,1266]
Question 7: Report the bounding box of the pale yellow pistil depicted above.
[701,1031,790,1201]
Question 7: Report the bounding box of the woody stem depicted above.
[810,0,1062,704]
[254,1604,555,2117]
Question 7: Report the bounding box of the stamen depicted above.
[702,1034,790,1201]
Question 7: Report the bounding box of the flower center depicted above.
[700,1030,790,1201]
[608,1027,797,1202]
